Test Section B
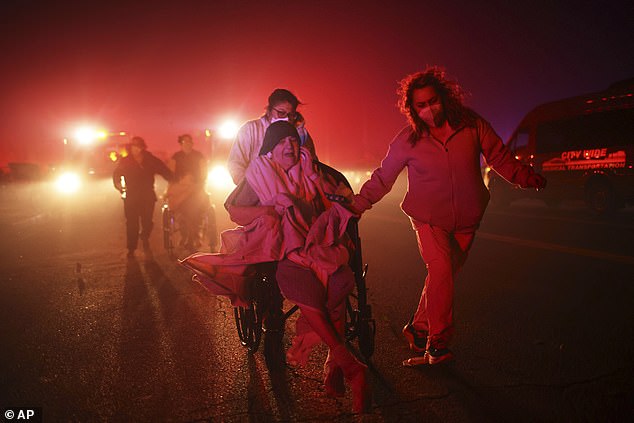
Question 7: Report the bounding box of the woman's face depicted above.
[271,136,299,170]
[269,101,296,122]
[412,86,445,127]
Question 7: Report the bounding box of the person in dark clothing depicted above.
[170,134,206,183]
[167,134,208,251]
[113,136,173,259]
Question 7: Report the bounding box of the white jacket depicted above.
[228,116,315,184]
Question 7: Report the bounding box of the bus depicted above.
[488,78,634,213]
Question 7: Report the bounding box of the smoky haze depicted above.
[1,0,632,170]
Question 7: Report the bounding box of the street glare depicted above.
[55,171,82,194]
[207,164,234,192]
[217,120,239,139]
[74,126,100,145]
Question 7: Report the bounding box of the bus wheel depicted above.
[585,180,615,214]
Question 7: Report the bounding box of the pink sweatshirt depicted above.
[359,118,535,232]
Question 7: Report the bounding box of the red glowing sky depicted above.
[1,0,632,170]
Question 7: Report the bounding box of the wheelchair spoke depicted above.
[234,305,263,353]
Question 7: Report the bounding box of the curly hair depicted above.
[397,66,477,145]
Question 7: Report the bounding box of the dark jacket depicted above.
[113,151,173,202]
[172,149,206,184]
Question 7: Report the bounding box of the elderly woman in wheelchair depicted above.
[181,121,371,413]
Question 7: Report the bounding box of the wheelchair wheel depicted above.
[234,304,263,353]
[233,268,277,353]
[345,263,375,361]
[356,304,375,360]
[162,204,176,256]
[345,301,375,362]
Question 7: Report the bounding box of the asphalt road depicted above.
[1,176,632,422]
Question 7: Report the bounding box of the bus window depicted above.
[536,120,570,154]
[512,130,529,150]
[536,108,634,154]
[581,108,634,148]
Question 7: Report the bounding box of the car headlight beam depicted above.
[55,171,82,194]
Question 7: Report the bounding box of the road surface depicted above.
[1,176,632,421]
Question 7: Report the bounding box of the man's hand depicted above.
[527,173,547,191]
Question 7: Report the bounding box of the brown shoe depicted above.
[402,322,427,353]
[424,346,454,365]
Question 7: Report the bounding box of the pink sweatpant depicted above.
[411,221,475,347]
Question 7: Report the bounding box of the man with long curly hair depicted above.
[352,66,546,365]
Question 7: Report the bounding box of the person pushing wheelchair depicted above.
[166,134,209,252]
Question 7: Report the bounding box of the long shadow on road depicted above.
[113,258,166,420]
[110,258,228,420]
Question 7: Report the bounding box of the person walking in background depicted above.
[113,136,173,260]
[351,67,546,365]
[228,88,317,184]
[167,134,209,252]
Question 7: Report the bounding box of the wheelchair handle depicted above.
[325,193,351,204]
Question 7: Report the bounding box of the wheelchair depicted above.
[162,188,218,257]
[232,163,376,362]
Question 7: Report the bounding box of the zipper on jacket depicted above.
[445,125,467,230]
[445,145,458,230]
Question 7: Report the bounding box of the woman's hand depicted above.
[299,147,317,180]
[527,173,547,191]
[349,194,373,215]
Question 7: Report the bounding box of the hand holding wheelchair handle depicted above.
[326,192,371,221]
[325,193,351,204]
[347,194,372,216]
[527,173,547,191]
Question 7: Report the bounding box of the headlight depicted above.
[206,164,235,191]
[55,171,82,194]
